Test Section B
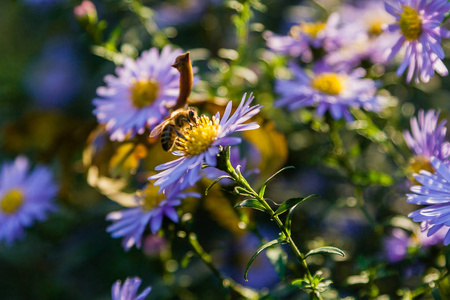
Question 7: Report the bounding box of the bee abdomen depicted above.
[161,125,175,152]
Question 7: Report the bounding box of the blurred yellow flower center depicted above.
[310,73,345,95]
[399,6,422,41]
[177,116,220,156]
[130,79,160,108]
[406,155,434,184]
[301,22,326,38]
[291,22,325,38]
[141,184,166,211]
[1,189,24,214]
[369,21,384,36]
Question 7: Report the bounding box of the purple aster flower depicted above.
[111,277,151,300]
[149,93,261,192]
[0,156,58,245]
[275,62,387,122]
[403,109,450,165]
[407,157,450,245]
[384,0,450,83]
[264,12,340,62]
[325,1,397,70]
[383,228,410,263]
[93,46,185,141]
[106,184,199,251]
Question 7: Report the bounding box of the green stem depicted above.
[184,230,259,300]
[219,148,322,299]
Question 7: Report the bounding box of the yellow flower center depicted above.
[290,22,326,39]
[300,22,326,38]
[139,184,166,211]
[406,155,434,184]
[399,6,422,41]
[1,189,24,214]
[130,79,160,108]
[310,73,345,95]
[176,115,220,156]
[368,21,384,36]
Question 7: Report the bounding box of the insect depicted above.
[150,107,199,151]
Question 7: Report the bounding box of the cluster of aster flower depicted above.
[93,45,262,252]
[266,0,450,122]
[404,110,450,245]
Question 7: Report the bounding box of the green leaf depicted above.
[245,239,285,281]
[263,166,295,187]
[305,246,345,259]
[235,199,267,213]
[291,278,310,289]
[258,184,266,198]
[274,194,316,216]
[205,176,234,195]
[258,166,294,198]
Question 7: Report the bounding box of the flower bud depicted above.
[74,0,97,26]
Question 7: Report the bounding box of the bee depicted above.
[150,107,199,151]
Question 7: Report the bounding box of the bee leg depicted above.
[174,128,187,140]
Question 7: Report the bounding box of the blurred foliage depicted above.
[1,0,450,299]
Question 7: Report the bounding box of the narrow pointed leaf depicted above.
[258,184,266,198]
[274,194,317,216]
[205,175,234,195]
[291,278,310,289]
[305,246,345,259]
[245,239,285,281]
[235,199,268,212]
[263,166,295,187]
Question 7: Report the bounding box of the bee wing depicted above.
[150,122,166,137]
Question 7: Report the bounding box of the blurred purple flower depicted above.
[111,277,151,300]
[384,0,450,83]
[155,0,222,28]
[275,62,387,122]
[407,157,450,245]
[325,1,397,69]
[149,93,261,192]
[264,12,340,62]
[93,46,184,141]
[106,184,199,251]
[403,109,450,163]
[24,38,83,109]
[0,156,58,245]
[383,228,410,263]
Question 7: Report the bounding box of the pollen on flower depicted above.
[290,22,326,38]
[310,73,345,95]
[399,6,422,41]
[1,189,24,214]
[176,115,220,156]
[130,79,160,108]
[140,184,166,211]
